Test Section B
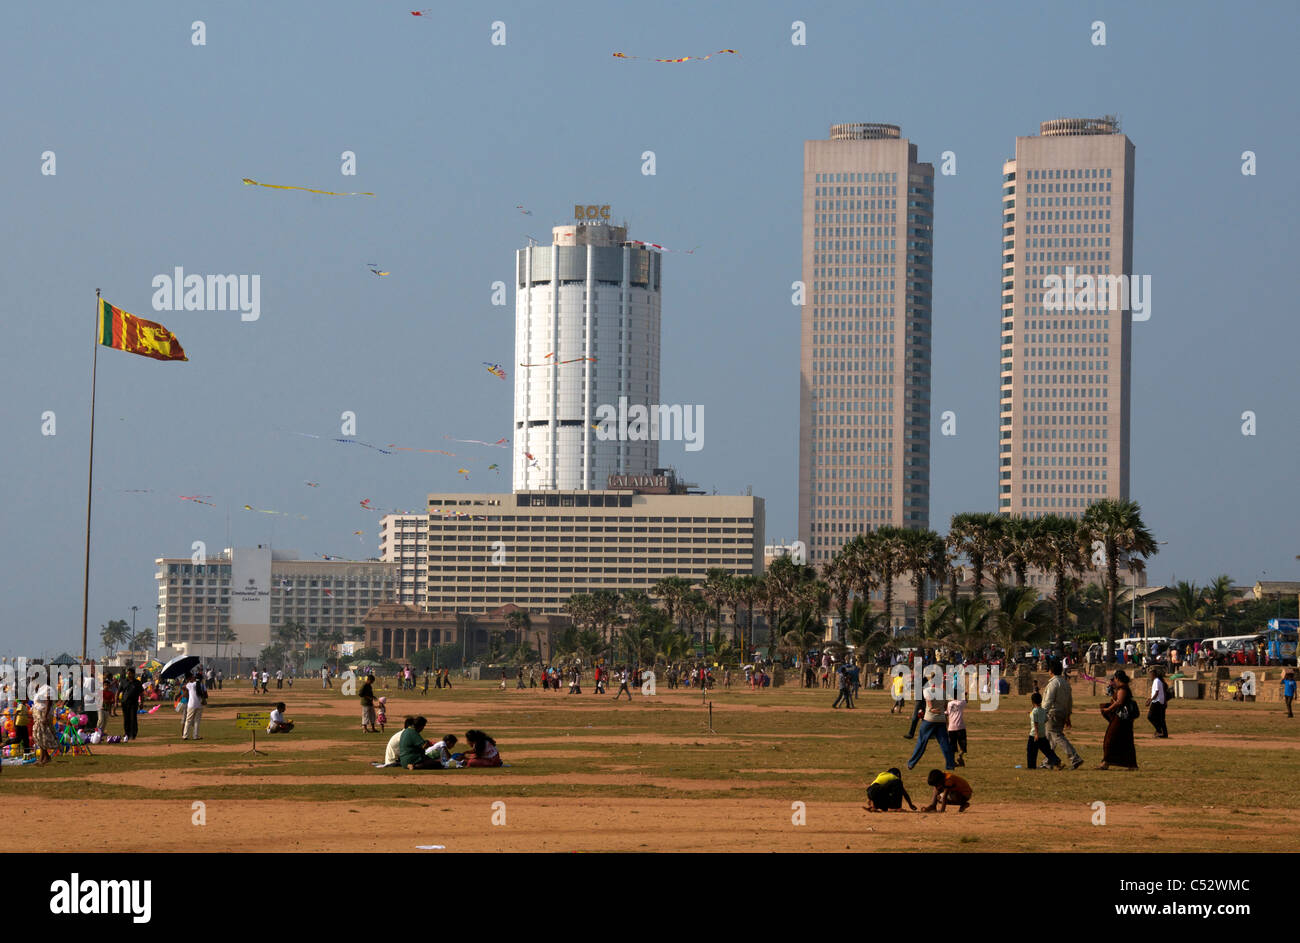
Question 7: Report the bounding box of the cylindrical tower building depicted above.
[514,213,662,490]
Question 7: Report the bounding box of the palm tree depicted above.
[928,595,998,657]
[680,591,709,644]
[564,594,593,638]
[868,527,906,630]
[131,627,156,655]
[841,534,879,616]
[764,556,803,637]
[700,569,735,643]
[651,576,692,630]
[505,609,532,651]
[998,516,1034,587]
[731,574,759,658]
[844,600,891,665]
[1166,581,1209,638]
[1029,515,1088,642]
[947,512,1004,599]
[100,619,129,657]
[897,529,946,631]
[822,553,853,644]
[1080,499,1160,658]
[990,584,1053,662]
[1200,574,1235,636]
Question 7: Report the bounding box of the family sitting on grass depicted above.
[373,717,505,770]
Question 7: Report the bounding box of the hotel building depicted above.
[514,211,662,490]
[422,474,763,614]
[155,547,397,658]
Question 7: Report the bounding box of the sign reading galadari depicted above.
[235,712,271,730]
[607,473,671,493]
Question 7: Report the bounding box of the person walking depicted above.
[1027,691,1062,769]
[903,685,926,740]
[1098,670,1139,770]
[1146,668,1171,738]
[906,689,957,771]
[181,672,206,740]
[1042,659,1084,770]
[119,668,143,742]
[275,669,284,690]
[946,694,967,766]
[832,664,854,709]
[1283,671,1296,718]
[614,667,633,702]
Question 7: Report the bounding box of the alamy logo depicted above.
[152,267,261,321]
[594,396,703,451]
[1,659,103,709]
[49,874,151,923]
[1041,267,1151,321]
[890,659,1001,711]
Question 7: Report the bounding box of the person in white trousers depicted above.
[182,672,205,740]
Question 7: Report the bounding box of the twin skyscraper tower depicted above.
[512,117,1135,566]
[798,118,1135,566]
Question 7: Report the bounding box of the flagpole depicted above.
[82,289,101,662]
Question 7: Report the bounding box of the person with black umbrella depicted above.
[182,670,207,740]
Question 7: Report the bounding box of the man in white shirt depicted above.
[260,671,269,694]
[182,673,204,740]
[374,716,414,767]
[267,702,294,733]
[1146,669,1170,738]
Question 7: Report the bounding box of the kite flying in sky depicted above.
[519,353,596,368]
[242,177,375,197]
[366,263,390,276]
[515,204,532,215]
[387,444,458,455]
[483,362,507,380]
[444,435,509,448]
[612,49,738,63]
[630,240,697,254]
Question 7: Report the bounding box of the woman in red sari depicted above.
[1098,669,1139,770]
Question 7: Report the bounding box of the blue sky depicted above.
[1,0,1296,656]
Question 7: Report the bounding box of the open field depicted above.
[6,678,1298,852]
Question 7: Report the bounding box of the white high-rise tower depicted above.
[513,210,662,490]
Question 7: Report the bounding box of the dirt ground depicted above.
[7,681,1298,852]
[14,797,1299,853]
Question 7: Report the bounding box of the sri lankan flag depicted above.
[98,299,187,362]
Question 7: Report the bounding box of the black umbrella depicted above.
[159,655,200,681]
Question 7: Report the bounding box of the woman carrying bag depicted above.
[1097,669,1139,770]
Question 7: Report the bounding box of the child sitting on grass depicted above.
[921,769,972,813]
[463,729,503,767]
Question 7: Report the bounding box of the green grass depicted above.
[12,680,1298,816]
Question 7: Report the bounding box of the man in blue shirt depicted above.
[1283,671,1296,718]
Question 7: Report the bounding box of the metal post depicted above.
[81,290,102,662]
